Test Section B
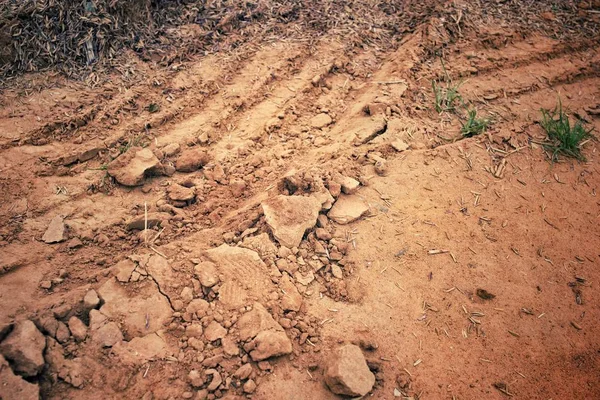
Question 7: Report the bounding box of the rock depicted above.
[68,317,87,342]
[249,330,293,361]
[186,299,210,317]
[175,148,210,172]
[196,389,209,400]
[229,179,247,197]
[107,147,163,186]
[237,303,283,342]
[55,321,71,343]
[88,310,108,331]
[188,338,204,351]
[185,324,203,339]
[315,228,332,241]
[338,176,360,194]
[243,379,257,394]
[180,287,194,303]
[42,215,66,243]
[83,290,100,310]
[167,183,195,202]
[310,113,333,129]
[222,336,240,357]
[67,238,83,249]
[324,344,375,397]
[113,333,169,364]
[125,212,170,231]
[295,271,315,286]
[204,322,227,342]
[328,195,369,224]
[162,143,180,157]
[205,245,274,309]
[0,354,39,400]
[93,322,123,347]
[240,233,278,260]
[262,195,322,248]
[114,259,136,283]
[0,320,46,377]
[349,116,387,144]
[205,369,222,391]
[331,264,344,279]
[39,280,52,290]
[194,262,220,288]
[202,354,223,368]
[391,139,409,152]
[280,274,302,312]
[98,277,172,336]
[188,369,204,388]
[233,363,253,380]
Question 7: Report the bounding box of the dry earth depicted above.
[1,2,600,400]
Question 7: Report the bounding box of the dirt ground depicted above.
[1,1,600,399]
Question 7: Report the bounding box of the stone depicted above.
[180,286,194,303]
[88,309,108,331]
[310,113,333,129]
[39,280,52,290]
[187,299,210,316]
[37,314,59,338]
[391,139,409,152]
[194,262,220,288]
[175,148,210,172]
[93,322,123,347]
[349,116,387,144]
[324,344,375,397]
[185,324,203,339]
[55,321,70,343]
[204,322,227,342]
[188,338,204,351]
[233,363,253,380]
[262,195,322,248]
[240,233,278,260]
[167,183,195,202]
[125,212,170,231]
[205,245,274,309]
[107,147,163,186]
[338,176,360,194]
[114,259,136,283]
[237,303,283,342]
[331,265,343,279]
[162,143,181,157]
[83,289,100,310]
[113,333,169,364]
[0,354,39,400]
[0,320,46,378]
[205,369,222,391]
[42,215,66,243]
[315,228,332,241]
[249,330,293,361]
[196,389,209,400]
[188,369,204,388]
[243,379,257,394]
[67,238,83,249]
[229,179,247,197]
[328,181,342,198]
[222,336,239,357]
[68,317,87,342]
[328,195,369,224]
[295,271,315,286]
[280,274,302,312]
[98,277,172,336]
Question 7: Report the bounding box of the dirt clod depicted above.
[324,344,375,397]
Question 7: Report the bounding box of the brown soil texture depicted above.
[1,1,600,400]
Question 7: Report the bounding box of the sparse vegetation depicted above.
[461,108,489,137]
[540,100,593,161]
[432,79,463,113]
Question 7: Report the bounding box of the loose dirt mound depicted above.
[1,1,600,399]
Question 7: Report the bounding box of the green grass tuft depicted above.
[461,108,489,137]
[540,101,593,161]
[432,79,463,113]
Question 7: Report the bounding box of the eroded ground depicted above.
[1,2,600,400]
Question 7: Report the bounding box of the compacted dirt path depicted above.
[1,2,599,399]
